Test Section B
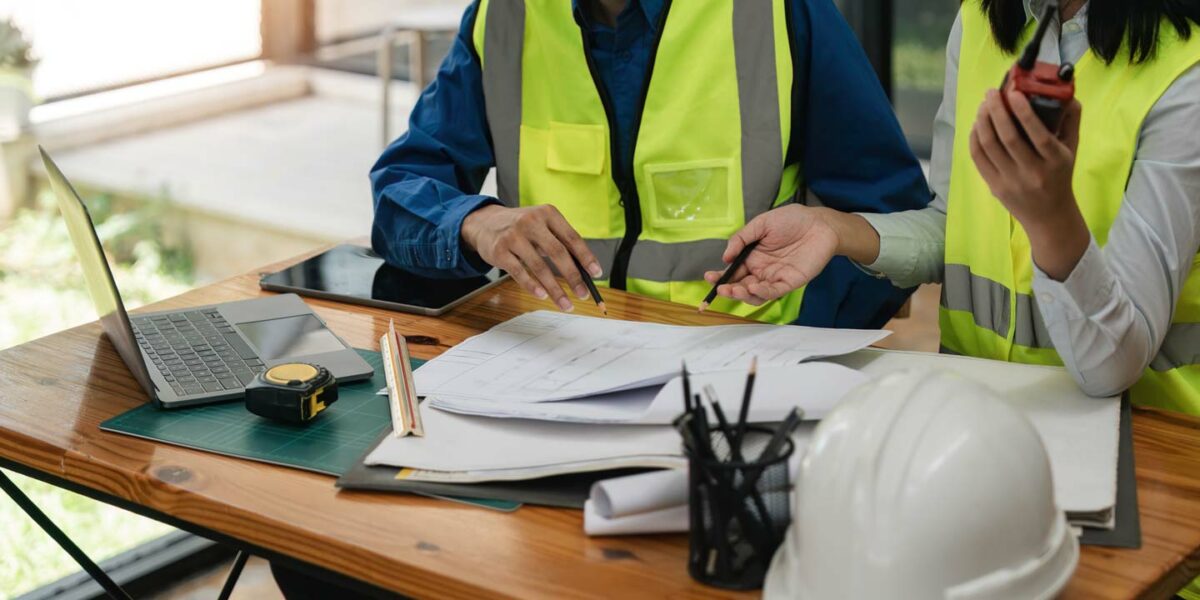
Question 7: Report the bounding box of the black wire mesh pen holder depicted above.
[686,427,794,590]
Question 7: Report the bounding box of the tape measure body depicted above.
[245,362,338,425]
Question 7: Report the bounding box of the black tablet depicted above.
[259,245,507,316]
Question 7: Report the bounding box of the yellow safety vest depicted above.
[471,0,806,324]
[940,5,1200,412]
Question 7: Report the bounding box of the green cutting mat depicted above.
[101,348,519,511]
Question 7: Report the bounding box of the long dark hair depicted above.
[978,0,1200,64]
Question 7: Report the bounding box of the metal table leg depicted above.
[0,470,133,600]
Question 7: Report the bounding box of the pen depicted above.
[571,255,607,315]
[698,241,760,312]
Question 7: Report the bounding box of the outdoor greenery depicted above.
[0,188,193,598]
[895,40,948,92]
[0,19,35,71]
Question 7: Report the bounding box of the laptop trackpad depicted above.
[235,314,344,360]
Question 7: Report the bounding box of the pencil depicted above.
[571,255,607,315]
[698,240,760,312]
[734,356,758,445]
[681,361,693,412]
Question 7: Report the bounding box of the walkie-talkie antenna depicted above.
[1019,2,1059,70]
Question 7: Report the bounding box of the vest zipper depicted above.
[573,1,673,291]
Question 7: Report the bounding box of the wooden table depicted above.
[2,249,1199,599]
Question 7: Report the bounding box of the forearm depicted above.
[1031,239,1167,398]
[371,173,497,278]
[835,202,949,289]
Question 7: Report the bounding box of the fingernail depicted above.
[588,263,603,278]
[558,298,574,311]
[534,287,547,299]
[575,286,589,299]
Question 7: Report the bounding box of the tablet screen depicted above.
[260,245,503,311]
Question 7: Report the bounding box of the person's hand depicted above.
[461,204,603,311]
[702,205,846,305]
[970,90,1089,280]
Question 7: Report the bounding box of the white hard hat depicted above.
[764,370,1078,599]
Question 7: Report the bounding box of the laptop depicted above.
[42,147,374,409]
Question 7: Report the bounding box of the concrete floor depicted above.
[48,93,384,243]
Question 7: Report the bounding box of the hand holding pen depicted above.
[701,206,844,307]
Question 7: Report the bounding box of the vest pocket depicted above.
[518,123,613,238]
[643,159,737,231]
[546,121,606,175]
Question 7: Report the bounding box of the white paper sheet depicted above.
[414,311,889,404]
[427,362,868,425]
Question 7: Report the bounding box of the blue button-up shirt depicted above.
[370,0,931,328]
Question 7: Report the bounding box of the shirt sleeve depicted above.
[369,1,499,279]
[1030,64,1200,398]
[787,0,934,329]
[854,10,961,289]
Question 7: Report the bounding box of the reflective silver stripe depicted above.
[585,237,728,283]
[1151,323,1200,371]
[481,0,523,206]
[941,264,1011,338]
[1013,292,1054,349]
[583,238,620,276]
[733,0,783,218]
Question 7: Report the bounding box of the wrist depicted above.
[1023,203,1090,282]
[820,208,881,265]
[461,204,505,252]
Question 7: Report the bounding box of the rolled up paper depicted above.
[591,469,688,519]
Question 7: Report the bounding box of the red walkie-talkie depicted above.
[1000,1,1076,135]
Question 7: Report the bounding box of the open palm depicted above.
[704,205,840,305]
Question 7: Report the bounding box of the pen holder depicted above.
[686,426,794,590]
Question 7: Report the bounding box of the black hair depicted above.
[977,0,1200,64]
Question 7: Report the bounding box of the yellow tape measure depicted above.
[244,362,338,425]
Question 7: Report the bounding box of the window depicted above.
[0,0,261,100]
[892,0,958,156]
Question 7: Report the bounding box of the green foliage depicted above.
[0,19,35,71]
[0,471,175,599]
[0,187,193,598]
[0,188,194,350]
[894,40,949,93]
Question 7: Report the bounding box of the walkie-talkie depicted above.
[1000,1,1076,135]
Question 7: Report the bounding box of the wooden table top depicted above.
[2,247,1199,599]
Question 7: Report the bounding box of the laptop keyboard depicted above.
[131,309,266,398]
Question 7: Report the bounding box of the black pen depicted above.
[571,255,607,315]
[699,240,760,312]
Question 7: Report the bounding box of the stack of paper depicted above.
[364,311,887,483]
[428,364,870,424]
[414,311,890,403]
[364,406,685,482]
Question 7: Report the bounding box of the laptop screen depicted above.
[41,148,157,399]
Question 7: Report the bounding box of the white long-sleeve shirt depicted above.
[858,0,1200,397]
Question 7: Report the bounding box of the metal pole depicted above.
[0,470,133,600]
[379,25,397,149]
[216,550,250,600]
